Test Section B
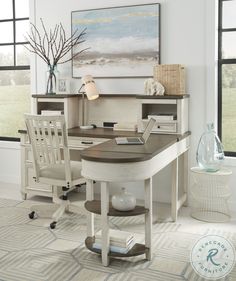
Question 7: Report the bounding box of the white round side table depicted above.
[190,167,232,222]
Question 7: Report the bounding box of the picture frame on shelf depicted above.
[57,78,70,94]
[71,3,160,78]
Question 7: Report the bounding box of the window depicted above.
[218,0,236,156]
[0,0,30,141]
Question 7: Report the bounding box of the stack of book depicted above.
[41,110,64,116]
[148,113,176,121]
[93,229,135,254]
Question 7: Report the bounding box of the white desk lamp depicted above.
[79,75,99,129]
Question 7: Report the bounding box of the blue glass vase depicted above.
[45,65,59,95]
[196,123,224,172]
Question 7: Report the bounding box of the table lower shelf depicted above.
[85,200,148,216]
[85,236,148,257]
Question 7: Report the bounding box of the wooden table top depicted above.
[18,127,142,138]
[68,127,142,138]
[80,131,190,163]
[18,126,190,163]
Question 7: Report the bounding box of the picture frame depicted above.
[71,3,160,78]
[57,78,70,94]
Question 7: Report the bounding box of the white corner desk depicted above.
[19,127,190,266]
[79,131,190,266]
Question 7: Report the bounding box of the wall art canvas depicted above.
[71,3,160,78]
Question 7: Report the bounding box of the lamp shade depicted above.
[81,75,99,100]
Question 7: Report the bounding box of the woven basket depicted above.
[153,64,185,95]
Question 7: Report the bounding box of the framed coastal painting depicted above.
[71,3,160,78]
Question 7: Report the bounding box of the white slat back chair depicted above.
[25,114,85,229]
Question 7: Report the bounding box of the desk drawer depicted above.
[140,119,177,133]
[23,137,110,162]
[153,122,177,133]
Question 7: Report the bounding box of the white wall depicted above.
[1,0,236,210]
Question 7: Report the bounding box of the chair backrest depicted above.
[24,114,72,183]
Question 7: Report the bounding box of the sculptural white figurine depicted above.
[144,78,165,96]
[154,81,165,95]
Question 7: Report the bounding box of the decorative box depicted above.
[153,64,186,95]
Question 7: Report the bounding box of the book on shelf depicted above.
[95,237,134,248]
[148,114,176,121]
[92,240,135,254]
[95,229,134,247]
[41,110,64,116]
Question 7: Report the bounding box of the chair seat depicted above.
[39,161,82,181]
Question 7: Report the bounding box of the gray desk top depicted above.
[68,127,142,138]
[18,127,141,137]
[80,132,190,163]
[18,126,190,163]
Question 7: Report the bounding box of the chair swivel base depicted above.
[28,210,58,229]
[28,203,67,229]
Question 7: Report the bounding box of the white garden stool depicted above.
[190,167,232,222]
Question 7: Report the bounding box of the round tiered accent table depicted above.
[190,167,232,222]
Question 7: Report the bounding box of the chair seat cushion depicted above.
[39,161,82,181]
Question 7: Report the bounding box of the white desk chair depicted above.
[25,114,85,229]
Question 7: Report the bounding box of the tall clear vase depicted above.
[45,65,59,95]
[196,123,224,172]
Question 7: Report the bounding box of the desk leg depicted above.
[20,135,27,200]
[171,158,179,222]
[101,181,110,266]
[145,177,152,260]
[183,150,189,207]
[86,179,94,237]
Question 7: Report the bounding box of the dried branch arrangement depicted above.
[25,18,88,94]
[25,18,88,67]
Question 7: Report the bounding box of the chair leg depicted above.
[50,204,67,229]
[50,187,70,229]
[52,204,67,221]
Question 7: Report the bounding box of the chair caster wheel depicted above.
[50,221,57,229]
[29,211,35,219]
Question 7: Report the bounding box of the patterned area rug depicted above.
[0,198,235,281]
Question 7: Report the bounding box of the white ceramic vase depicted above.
[111,187,136,211]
